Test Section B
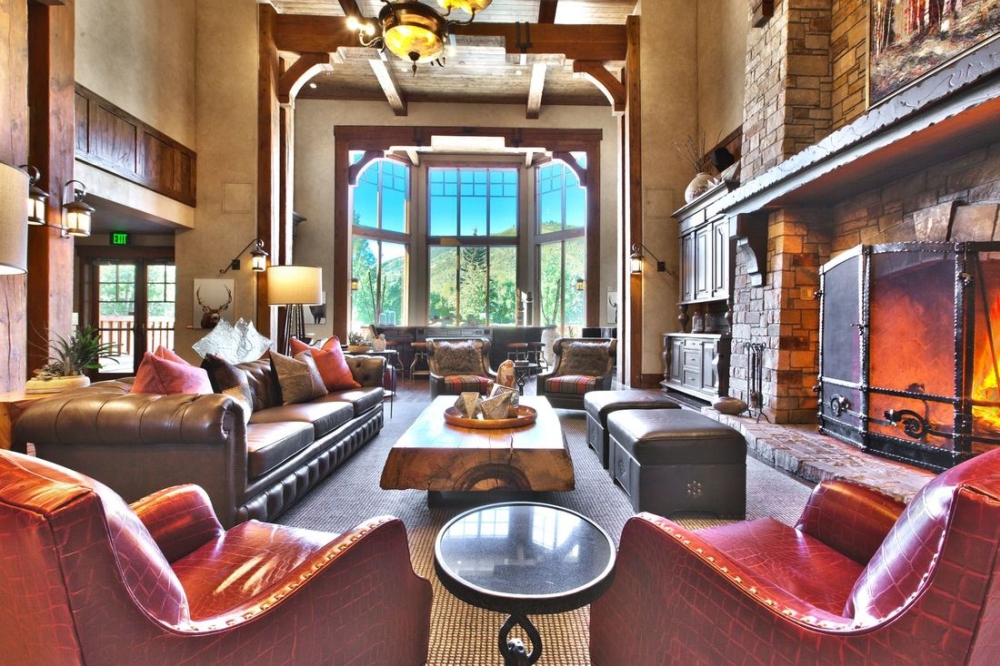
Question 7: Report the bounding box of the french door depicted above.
[78,247,176,379]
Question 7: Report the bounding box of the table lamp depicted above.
[268,265,323,353]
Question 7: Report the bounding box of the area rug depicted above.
[278,401,813,665]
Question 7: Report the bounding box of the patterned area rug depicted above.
[278,401,813,665]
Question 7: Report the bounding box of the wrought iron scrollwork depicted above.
[884,408,929,439]
[829,394,851,417]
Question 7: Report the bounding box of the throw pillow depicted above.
[434,340,483,377]
[201,353,254,425]
[153,346,190,365]
[132,352,213,395]
[559,341,611,377]
[291,337,361,391]
[270,350,328,404]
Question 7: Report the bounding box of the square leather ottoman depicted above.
[608,409,746,518]
[584,390,680,469]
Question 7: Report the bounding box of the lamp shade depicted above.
[268,265,323,305]
[380,1,447,63]
[0,162,29,275]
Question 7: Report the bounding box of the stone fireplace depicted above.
[708,16,1000,471]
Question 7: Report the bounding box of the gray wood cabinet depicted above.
[661,333,730,402]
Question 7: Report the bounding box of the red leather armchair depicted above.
[590,448,1000,665]
[0,449,432,665]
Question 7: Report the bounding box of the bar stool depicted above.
[384,339,404,378]
[410,341,430,380]
[506,342,530,362]
[528,341,548,372]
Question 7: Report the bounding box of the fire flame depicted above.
[972,294,1000,433]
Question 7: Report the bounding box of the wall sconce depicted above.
[630,242,666,274]
[0,162,29,275]
[220,238,268,274]
[61,180,93,237]
[350,276,360,291]
[575,277,585,291]
[19,165,48,225]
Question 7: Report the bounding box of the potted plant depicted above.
[347,331,370,353]
[25,325,116,393]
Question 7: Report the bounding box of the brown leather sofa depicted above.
[14,354,387,528]
[0,448,432,665]
[590,447,1000,665]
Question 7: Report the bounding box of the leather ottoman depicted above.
[607,409,746,518]
[583,390,680,469]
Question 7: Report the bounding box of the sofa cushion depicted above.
[290,337,360,391]
[249,400,354,440]
[245,421,315,479]
[434,340,483,376]
[543,375,597,395]
[269,351,328,405]
[558,340,610,376]
[132,352,213,395]
[201,354,254,425]
[322,387,384,416]
[443,375,493,395]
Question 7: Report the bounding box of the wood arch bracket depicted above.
[552,151,587,187]
[278,52,334,106]
[572,60,625,115]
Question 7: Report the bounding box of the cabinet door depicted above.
[669,337,684,383]
[680,232,695,302]
[694,225,711,300]
[710,217,729,299]
[701,339,719,391]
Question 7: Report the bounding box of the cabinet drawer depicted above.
[683,368,701,386]
[682,348,701,368]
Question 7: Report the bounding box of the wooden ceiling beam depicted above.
[369,52,408,116]
[274,15,627,62]
[573,60,625,115]
[538,0,558,24]
[278,52,334,105]
[526,63,547,120]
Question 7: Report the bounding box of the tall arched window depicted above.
[535,156,586,334]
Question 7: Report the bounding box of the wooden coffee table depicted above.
[380,396,574,503]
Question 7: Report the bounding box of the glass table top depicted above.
[435,502,615,604]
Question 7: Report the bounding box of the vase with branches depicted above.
[674,131,717,203]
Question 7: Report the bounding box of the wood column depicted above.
[0,0,29,392]
[624,15,643,387]
[26,0,75,380]
[257,2,281,338]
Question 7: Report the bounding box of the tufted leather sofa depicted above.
[590,447,1000,665]
[14,355,387,528]
[0,448,432,665]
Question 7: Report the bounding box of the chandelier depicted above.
[349,0,492,73]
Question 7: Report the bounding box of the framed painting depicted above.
[869,1,1000,106]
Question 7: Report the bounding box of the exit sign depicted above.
[110,232,130,246]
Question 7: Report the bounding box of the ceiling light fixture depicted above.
[349,0,492,74]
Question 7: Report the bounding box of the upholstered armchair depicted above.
[590,447,1000,665]
[536,337,617,409]
[426,337,496,398]
[0,449,432,666]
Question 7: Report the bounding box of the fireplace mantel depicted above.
[720,37,1000,217]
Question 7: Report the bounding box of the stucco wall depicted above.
[292,100,621,342]
[172,0,259,361]
[697,0,749,149]
[75,0,197,229]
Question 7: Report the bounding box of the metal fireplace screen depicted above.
[818,242,1000,471]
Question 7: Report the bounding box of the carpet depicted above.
[278,401,813,665]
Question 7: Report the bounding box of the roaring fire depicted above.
[972,294,1000,434]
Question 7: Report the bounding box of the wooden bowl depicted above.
[443,405,538,429]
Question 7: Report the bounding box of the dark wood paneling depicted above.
[0,0,29,393]
[75,84,196,206]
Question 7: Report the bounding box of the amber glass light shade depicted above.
[380,2,447,63]
[437,0,492,14]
